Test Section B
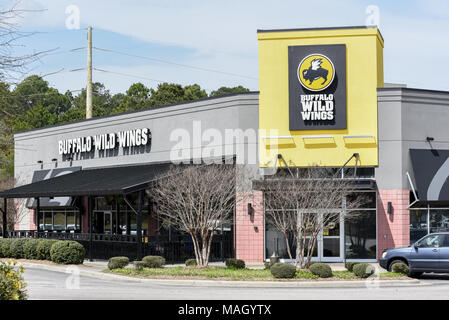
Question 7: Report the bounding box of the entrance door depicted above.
[311,212,344,262]
[104,212,112,234]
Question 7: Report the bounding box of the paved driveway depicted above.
[22,266,449,300]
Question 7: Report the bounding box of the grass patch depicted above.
[106,266,411,281]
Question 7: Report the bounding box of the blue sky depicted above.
[4,0,449,94]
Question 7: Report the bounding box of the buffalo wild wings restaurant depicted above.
[2,26,449,264]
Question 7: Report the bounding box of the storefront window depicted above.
[410,210,428,243]
[41,210,80,232]
[410,208,449,244]
[344,211,376,259]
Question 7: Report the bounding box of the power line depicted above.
[93,46,258,81]
[93,68,166,84]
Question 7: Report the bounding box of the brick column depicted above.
[235,191,264,263]
[377,189,410,258]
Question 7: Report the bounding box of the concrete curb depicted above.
[21,262,424,288]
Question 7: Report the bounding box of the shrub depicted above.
[0,239,8,258]
[142,255,165,268]
[108,257,129,270]
[36,239,59,260]
[134,261,147,271]
[0,260,27,300]
[391,262,409,275]
[309,263,333,278]
[50,241,85,265]
[345,262,357,272]
[10,239,30,259]
[270,263,296,279]
[1,239,12,258]
[185,259,197,267]
[23,239,40,260]
[225,258,245,269]
[353,263,375,278]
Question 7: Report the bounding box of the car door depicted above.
[438,234,449,271]
[409,234,441,271]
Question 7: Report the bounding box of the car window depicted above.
[441,235,449,248]
[417,234,441,248]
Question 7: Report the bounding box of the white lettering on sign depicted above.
[58,128,151,155]
[300,94,335,121]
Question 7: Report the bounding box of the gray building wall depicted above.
[376,87,449,191]
[14,93,260,230]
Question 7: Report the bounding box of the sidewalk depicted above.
[20,260,422,288]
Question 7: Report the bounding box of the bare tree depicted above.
[150,164,248,267]
[263,168,367,269]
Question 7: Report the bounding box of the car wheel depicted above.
[409,271,423,278]
[388,259,407,272]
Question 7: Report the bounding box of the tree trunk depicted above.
[283,231,293,260]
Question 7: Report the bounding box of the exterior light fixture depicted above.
[387,202,393,214]
[248,203,253,215]
[37,160,43,169]
[426,137,434,142]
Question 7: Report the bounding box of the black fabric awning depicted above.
[410,149,449,203]
[0,162,171,199]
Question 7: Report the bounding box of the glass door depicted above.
[104,212,112,234]
[320,213,344,262]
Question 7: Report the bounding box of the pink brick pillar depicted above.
[235,191,264,263]
[29,209,37,230]
[377,189,410,258]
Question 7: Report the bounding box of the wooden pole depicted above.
[86,26,93,119]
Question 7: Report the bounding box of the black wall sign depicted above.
[288,44,347,130]
[410,149,449,201]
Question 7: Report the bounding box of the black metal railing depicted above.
[6,231,233,263]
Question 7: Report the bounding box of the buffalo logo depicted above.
[298,54,335,91]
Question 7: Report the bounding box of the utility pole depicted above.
[86,26,93,119]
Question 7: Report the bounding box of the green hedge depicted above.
[50,241,85,264]
[0,239,8,258]
[36,239,59,260]
[391,262,409,275]
[225,258,245,269]
[23,239,40,260]
[10,239,30,259]
[108,257,130,270]
[134,261,147,271]
[270,263,296,279]
[309,263,333,278]
[353,263,374,278]
[185,259,197,267]
[345,262,357,272]
[142,255,165,268]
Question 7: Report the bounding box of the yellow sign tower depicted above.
[258,26,384,168]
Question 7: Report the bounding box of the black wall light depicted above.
[37,160,43,169]
[247,203,253,215]
[387,201,393,214]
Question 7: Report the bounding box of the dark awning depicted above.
[410,149,449,204]
[0,162,171,199]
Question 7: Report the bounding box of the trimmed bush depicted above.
[108,257,129,270]
[225,258,245,269]
[0,239,8,258]
[50,241,85,265]
[185,259,197,267]
[353,263,375,278]
[345,262,357,272]
[142,255,165,268]
[270,262,296,279]
[309,263,333,278]
[391,262,409,275]
[134,261,147,271]
[36,239,59,260]
[23,239,40,260]
[10,239,30,259]
[1,239,12,258]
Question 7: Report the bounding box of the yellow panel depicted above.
[258,27,384,168]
